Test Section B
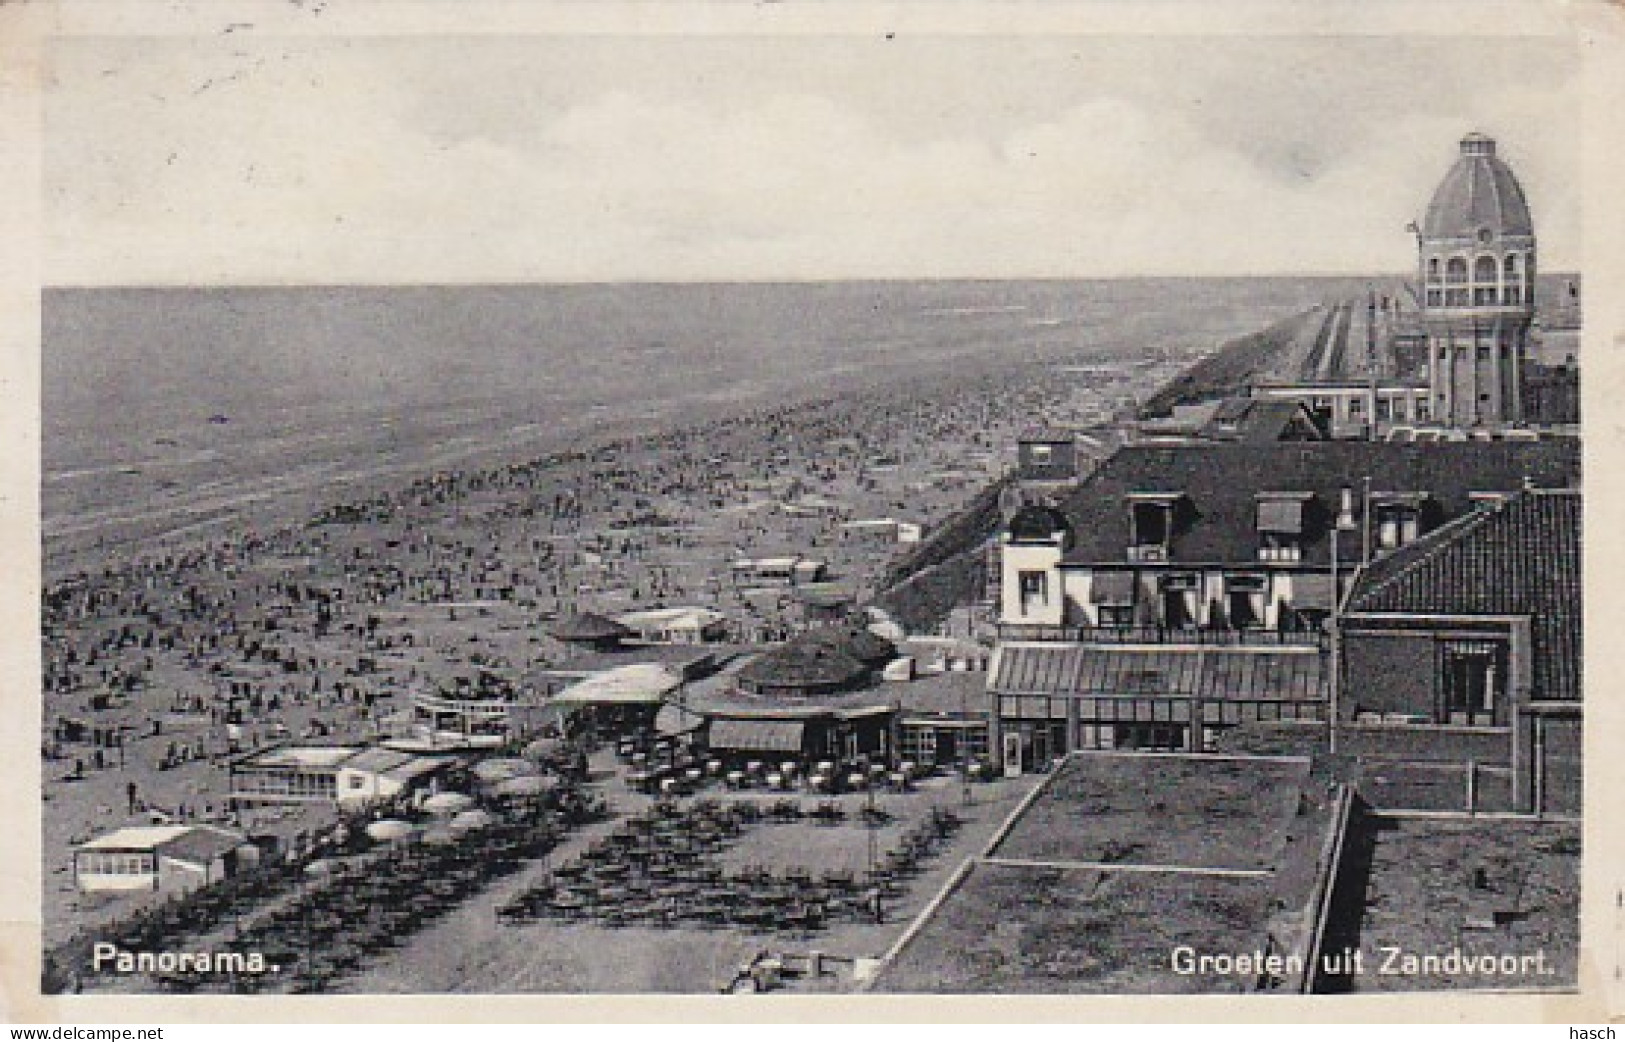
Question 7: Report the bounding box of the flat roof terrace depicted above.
[873,751,1326,994]
[874,861,1273,993]
[988,752,1312,871]
[1351,816,1579,992]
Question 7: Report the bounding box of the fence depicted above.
[997,623,1329,651]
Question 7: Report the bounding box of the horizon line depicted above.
[42,270,1455,291]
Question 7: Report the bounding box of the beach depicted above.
[41,277,1353,983]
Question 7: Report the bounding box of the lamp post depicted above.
[1328,523,1340,756]
[959,682,973,808]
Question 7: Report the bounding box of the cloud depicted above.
[44,38,1579,284]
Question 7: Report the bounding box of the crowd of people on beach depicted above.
[40,353,1144,945]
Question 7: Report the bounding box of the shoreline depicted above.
[42,339,1158,583]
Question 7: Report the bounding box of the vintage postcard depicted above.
[3,0,1623,1023]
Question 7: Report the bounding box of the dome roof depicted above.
[1007,504,1070,542]
[799,624,897,667]
[1421,134,1533,241]
[736,643,868,693]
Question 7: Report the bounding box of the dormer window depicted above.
[1128,493,1181,562]
[1372,492,1428,550]
[1256,492,1311,562]
[1030,444,1053,465]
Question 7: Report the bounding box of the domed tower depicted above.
[1418,132,1536,427]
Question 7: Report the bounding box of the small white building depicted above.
[613,606,728,645]
[74,824,256,895]
[730,556,828,586]
[839,518,927,545]
[228,745,457,807]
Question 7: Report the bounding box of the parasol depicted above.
[364,819,419,843]
[422,791,475,815]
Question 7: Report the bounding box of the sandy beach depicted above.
[40,279,1343,988]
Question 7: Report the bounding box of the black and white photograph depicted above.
[9,0,1621,1018]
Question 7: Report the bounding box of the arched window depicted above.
[1503,253,1523,305]
[1427,258,1441,282]
[1445,257,1470,305]
[1473,256,1499,305]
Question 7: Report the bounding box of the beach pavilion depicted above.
[683,625,902,766]
[74,824,258,895]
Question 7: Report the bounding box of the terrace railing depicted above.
[996,623,1329,651]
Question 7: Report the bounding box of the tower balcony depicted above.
[1422,303,1535,329]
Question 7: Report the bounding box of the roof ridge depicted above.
[1483,154,1504,234]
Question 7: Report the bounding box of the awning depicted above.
[1089,571,1137,606]
[653,703,706,736]
[1257,498,1305,534]
[550,664,682,705]
[707,718,806,753]
[1288,573,1337,611]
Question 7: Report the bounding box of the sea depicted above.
[43,277,1385,561]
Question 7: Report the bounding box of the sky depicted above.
[44,32,1581,285]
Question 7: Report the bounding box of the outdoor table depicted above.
[847,773,866,790]
[707,760,724,776]
[765,772,783,789]
[726,771,745,788]
[685,768,703,784]
[780,761,798,777]
[746,761,763,775]
[816,761,834,774]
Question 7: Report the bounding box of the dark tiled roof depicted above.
[1199,399,1325,444]
[892,670,991,717]
[1008,504,1070,542]
[1345,489,1580,701]
[1056,441,1578,568]
[1421,133,1534,239]
[156,825,251,867]
[549,612,633,642]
